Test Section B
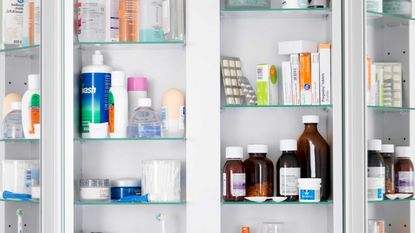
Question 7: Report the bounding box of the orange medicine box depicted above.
[300,53,312,105]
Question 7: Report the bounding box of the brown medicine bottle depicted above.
[296,115,331,201]
[276,139,300,201]
[223,147,246,201]
[381,144,395,194]
[244,145,274,197]
[395,146,414,195]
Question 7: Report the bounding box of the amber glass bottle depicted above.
[381,144,395,194]
[223,147,246,201]
[296,115,331,201]
[277,139,300,201]
[244,145,274,197]
[395,146,414,195]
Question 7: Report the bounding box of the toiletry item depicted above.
[311,53,320,105]
[89,122,109,138]
[381,144,395,194]
[319,43,331,105]
[394,146,414,194]
[23,0,40,46]
[262,222,284,233]
[282,0,308,8]
[111,178,141,200]
[162,0,185,41]
[2,102,24,139]
[119,0,139,42]
[17,209,23,233]
[300,53,312,105]
[80,179,111,202]
[367,0,383,11]
[256,64,278,105]
[242,226,250,233]
[22,74,40,139]
[115,193,149,202]
[127,98,162,138]
[81,51,112,138]
[225,0,271,8]
[368,220,385,233]
[156,213,166,233]
[383,0,411,16]
[3,93,22,119]
[142,160,181,202]
[368,177,385,201]
[298,178,321,202]
[308,0,329,8]
[162,88,185,138]
[282,61,293,105]
[278,40,318,55]
[108,0,119,42]
[244,145,274,197]
[3,191,31,201]
[109,71,128,138]
[368,139,386,179]
[2,160,39,195]
[277,139,300,201]
[2,0,24,45]
[78,0,107,42]
[128,77,148,118]
[31,169,40,200]
[297,115,331,200]
[140,0,164,42]
[220,57,244,105]
[290,54,301,105]
[223,147,246,201]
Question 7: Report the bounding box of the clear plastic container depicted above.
[80,179,110,202]
[1,102,24,139]
[127,98,162,138]
[383,0,412,16]
[225,0,271,8]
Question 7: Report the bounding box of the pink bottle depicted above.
[127,77,148,118]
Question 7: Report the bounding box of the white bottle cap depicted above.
[247,144,268,154]
[28,74,40,90]
[138,98,152,107]
[303,115,319,124]
[368,139,382,151]
[11,102,22,110]
[111,71,125,87]
[381,144,394,153]
[226,147,243,159]
[92,50,104,65]
[395,146,412,158]
[280,139,297,151]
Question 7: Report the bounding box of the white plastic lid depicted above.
[298,178,322,187]
[11,102,22,111]
[111,178,141,187]
[303,115,319,124]
[367,177,385,188]
[138,98,152,107]
[111,71,125,87]
[381,144,394,153]
[226,147,243,159]
[395,146,412,158]
[280,139,297,151]
[368,139,382,151]
[92,50,104,65]
[28,74,40,90]
[247,144,268,154]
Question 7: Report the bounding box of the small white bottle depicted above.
[162,88,185,138]
[22,74,41,139]
[109,71,128,138]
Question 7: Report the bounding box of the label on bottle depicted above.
[300,189,316,200]
[108,91,115,133]
[230,173,246,197]
[368,167,385,178]
[138,125,161,137]
[29,94,40,135]
[179,106,185,130]
[223,173,226,196]
[279,167,300,195]
[396,171,414,193]
[24,169,32,190]
[162,106,185,131]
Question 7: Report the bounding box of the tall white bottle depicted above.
[109,71,128,138]
[22,74,41,139]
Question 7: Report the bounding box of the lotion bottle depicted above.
[22,74,40,139]
[109,71,128,138]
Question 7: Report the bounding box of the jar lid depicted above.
[381,144,394,153]
[280,139,297,151]
[367,177,385,188]
[395,146,412,158]
[298,178,321,186]
[226,147,243,159]
[80,179,110,187]
[247,144,268,154]
[368,139,382,151]
[302,115,319,124]
[111,178,141,187]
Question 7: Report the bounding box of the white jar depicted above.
[368,177,385,201]
[282,0,309,8]
[80,179,111,202]
[298,178,321,202]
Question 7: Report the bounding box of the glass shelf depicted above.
[75,137,186,142]
[0,44,40,54]
[222,201,333,205]
[76,40,185,49]
[223,104,332,109]
[221,7,332,19]
[0,199,39,204]
[369,198,415,204]
[367,10,415,27]
[0,138,39,143]
[75,200,186,205]
[367,106,415,112]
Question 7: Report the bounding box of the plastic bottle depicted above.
[109,71,128,138]
[127,98,162,138]
[2,93,22,119]
[162,88,185,138]
[119,0,139,42]
[22,74,40,139]
[140,0,164,42]
[162,0,185,41]
[1,102,24,139]
[277,139,300,201]
[223,146,246,202]
[127,77,148,118]
[81,51,112,138]
[394,146,414,194]
[77,0,106,42]
[381,144,395,194]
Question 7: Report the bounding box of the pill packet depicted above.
[221,57,244,105]
[239,76,257,105]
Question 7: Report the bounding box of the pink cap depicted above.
[128,77,148,91]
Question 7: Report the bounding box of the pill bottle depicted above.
[244,145,274,197]
[223,147,246,201]
[395,146,414,194]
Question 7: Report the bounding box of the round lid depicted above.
[111,71,125,87]
[302,115,319,124]
[92,50,104,65]
[226,147,243,159]
[381,144,394,153]
[138,98,152,107]
[11,102,22,111]
[111,178,141,187]
[28,74,40,90]
[247,144,268,154]
[395,146,412,158]
[280,139,297,151]
[128,77,148,91]
[298,178,322,186]
[368,139,382,151]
